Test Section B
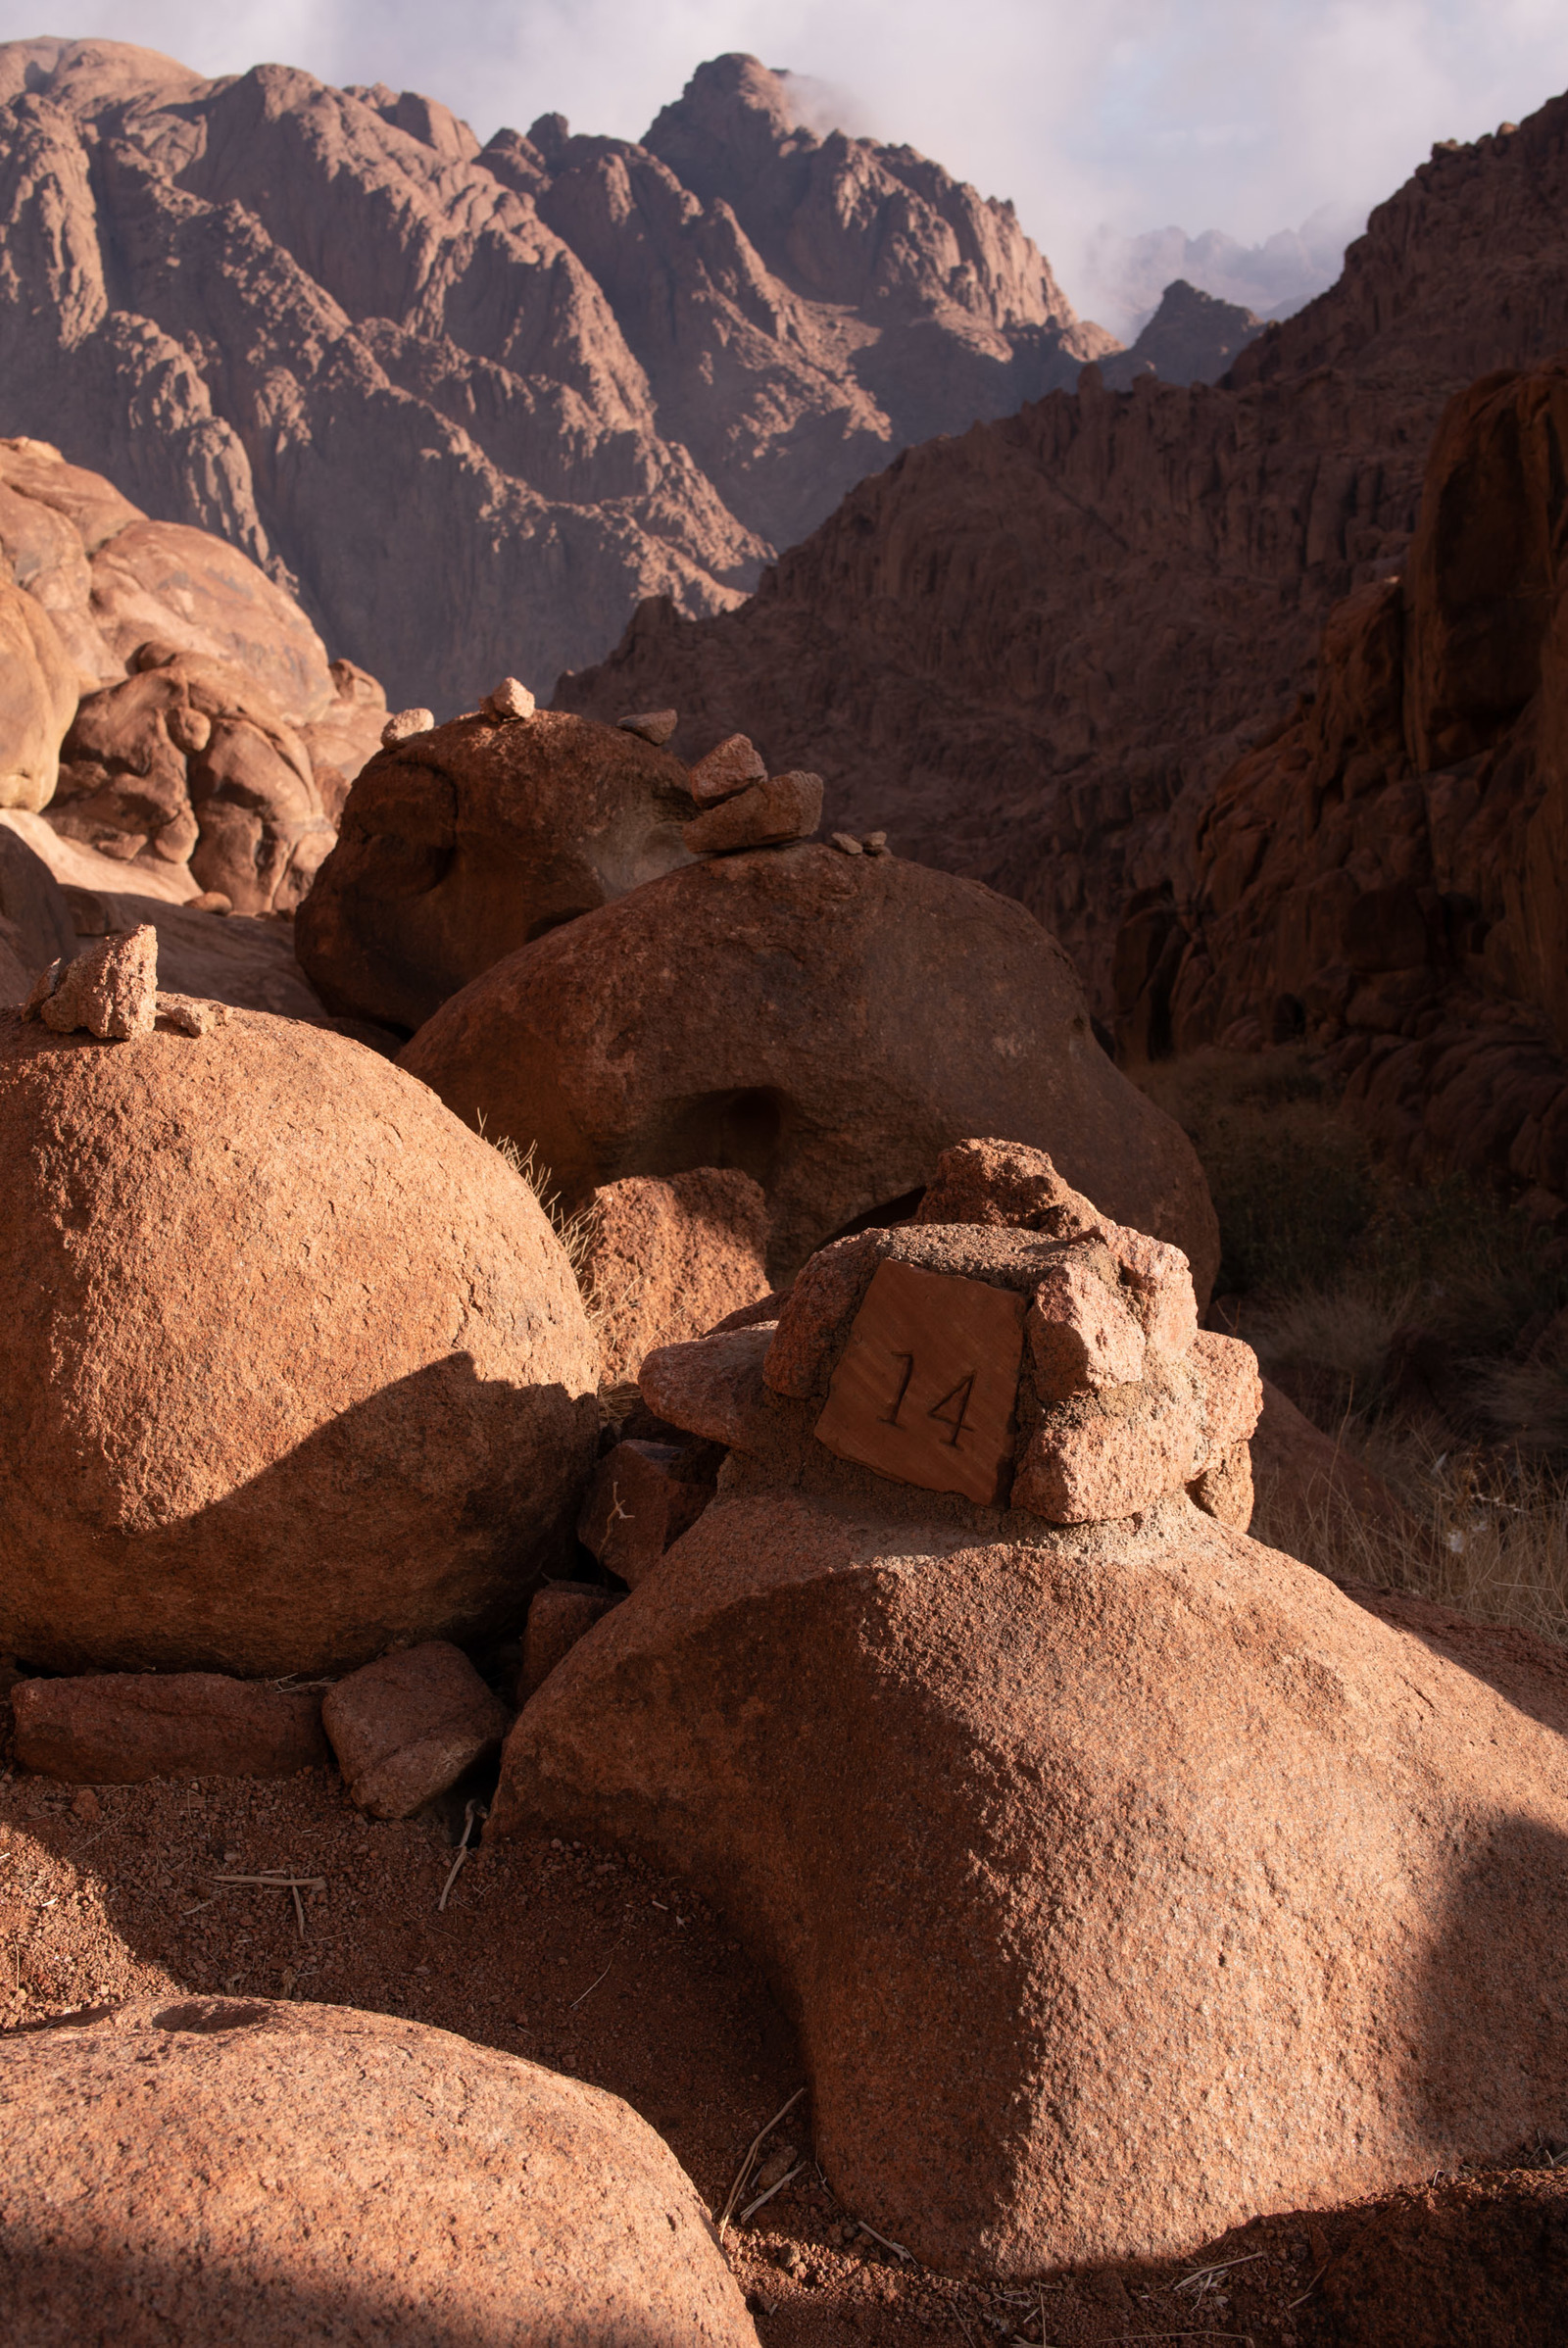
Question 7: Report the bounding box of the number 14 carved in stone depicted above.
[814,1260,1025,1505]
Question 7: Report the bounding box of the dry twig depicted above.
[717,2086,807,2238]
[438,1801,482,1912]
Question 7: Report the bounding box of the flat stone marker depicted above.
[813,1259,1025,1503]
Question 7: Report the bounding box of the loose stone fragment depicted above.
[1027,1247,1148,1399]
[688,733,766,806]
[380,707,435,747]
[483,677,536,720]
[830,831,863,855]
[156,991,230,1037]
[617,709,678,746]
[13,1670,328,1783]
[863,831,890,855]
[321,1641,510,1820]
[578,1440,714,1585]
[639,1325,777,1447]
[25,924,158,1040]
[682,771,823,855]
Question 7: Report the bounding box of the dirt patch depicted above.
[1,1759,1562,2344]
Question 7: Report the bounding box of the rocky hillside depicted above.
[560,97,1568,1010]
[0,37,1116,711]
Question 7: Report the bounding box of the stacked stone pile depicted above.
[494,1139,1568,2277]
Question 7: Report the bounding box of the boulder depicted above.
[398,843,1219,1287]
[0,817,74,1006]
[582,1166,771,1382]
[321,1641,511,1819]
[521,1582,622,1699]
[493,1216,1568,2275]
[0,1009,599,1676]
[0,579,77,811]
[13,1672,328,1783]
[297,710,698,1033]
[0,1998,758,2346]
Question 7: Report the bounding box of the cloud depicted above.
[2,0,1564,326]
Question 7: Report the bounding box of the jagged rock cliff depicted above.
[560,98,1568,1011]
[0,39,1111,710]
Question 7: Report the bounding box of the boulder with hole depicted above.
[297,709,698,1034]
[0,1008,599,1676]
[0,1997,759,2346]
[398,843,1219,1287]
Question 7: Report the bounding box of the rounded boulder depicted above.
[398,841,1219,1287]
[297,708,698,1033]
[0,1009,599,1675]
[0,1998,757,2348]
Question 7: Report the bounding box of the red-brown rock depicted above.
[521,1583,622,1699]
[24,921,157,1039]
[12,1671,328,1783]
[578,1441,715,1586]
[492,1475,1568,2276]
[582,1166,771,1383]
[0,1996,758,2345]
[321,1642,511,1819]
[681,769,822,854]
[0,578,75,811]
[0,1009,598,1677]
[297,710,698,1033]
[398,844,1219,1287]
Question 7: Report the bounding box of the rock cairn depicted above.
[678,730,823,856]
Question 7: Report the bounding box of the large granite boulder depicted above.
[398,842,1219,1287]
[297,709,698,1033]
[0,1997,757,2347]
[0,1008,598,1675]
[492,1197,1568,2277]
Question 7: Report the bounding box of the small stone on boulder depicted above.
[380,707,434,747]
[24,923,158,1039]
[830,831,862,855]
[322,1642,510,1819]
[639,1326,776,1449]
[682,771,823,855]
[13,1671,327,1784]
[687,732,766,806]
[482,677,536,720]
[618,709,678,746]
[155,990,230,1036]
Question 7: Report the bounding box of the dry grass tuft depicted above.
[1140,1048,1568,1644]
[475,1110,599,1305]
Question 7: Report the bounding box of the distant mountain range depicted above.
[0,39,1143,710]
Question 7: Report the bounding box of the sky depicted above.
[2,0,1565,329]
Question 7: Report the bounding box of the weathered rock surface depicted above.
[0,41,1115,711]
[495,1209,1568,2273]
[13,1671,327,1783]
[578,1441,716,1586]
[0,815,75,1004]
[0,1010,598,1676]
[0,577,76,810]
[2,811,336,1022]
[561,98,1568,1013]
[682,769,822,854]
[521,1582,623,1700]
[321,1641,510,1819]
[297,710,697,1034]
[0,435,385,915]
[0,1996,758,2346]
[581,1166,771,1383]
[398,843,1219,1287]
[24,921,157,1038]
[1124,354,1568,1199]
